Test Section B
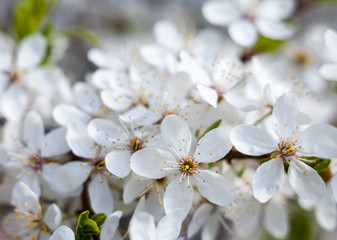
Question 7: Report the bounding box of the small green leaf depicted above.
[208,163,214,168]
[200,119,222,138]
[254,35,284,53]
[298,156,331,173]
[259,158,271,165]
[57,27,99,45]
[14,0,58,40]
[75,211,89,240]
[77,211,90,227]
[91,213,107,227]
[81,219,100,236]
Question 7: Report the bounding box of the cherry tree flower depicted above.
[231,93,337,203]
[2,110,70,196]
[0,33,47,121]
[129,209,184,240]
[53,82,107,126]
[53,119,115,214]
[140,20,226,73]
[179,52,260,110]
[87,116,161,179]
[202,0,295,47]
[3,182,62,239]
[319,29,337,81]
[130,115,235,217]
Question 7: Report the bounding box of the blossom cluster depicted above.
[1,0,337,240]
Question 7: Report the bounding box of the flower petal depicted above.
[324,29,337,56]
[264,201,289,238]
[252,158,284,203]
[202,1,241,26]
[154,20,183,52]
[16,34,47,69]
[66,119,96,159]
[197,85,218,108]
[258,0,295,20]
[201,213,220,240]
[230,125,277,156]
[0,32,13,70]
[272,93,303,139]
[53,161,91,193]
[52,104,91,126]
[50,226,75,240]
[319,63,337,82]
[156,208,185,240]
[187,203,213,238]
[288,159,326,202]
[256,20,295,40]
[130,148,175,179]
[316,186,337,231]
[228,20,258,47]
[123,174,153,204]
[224,92,260,112]
[298,124,337,159]
[180,51,212,86]
[140,45,171,69]
[194,126,232,163]
[41,127,70,157]
[44,203,62,231]
[74,82,102,115]
[23,110,44,153]
[88,175,113,214]
[105,150,131,178]
[11,182,40,213]
[87,118,124,146]
[161,115,192,158]
[100,90,132,112]
[195,170,235,206]
[164,178,194,218]
[91,69,118,89]
[129,212,156,240]
[332,174,337,202]
[100,211,123,240]
[1,84,28,121]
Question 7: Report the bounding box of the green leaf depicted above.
[254,35,284,53]
[75,211,89,240]
[91,213,107,227]
[13,0,58,40]
[57,27,99,45]
[200,119,222,138]
[298,156,331,172]
[81,219,100,236]
[259,158,271,165]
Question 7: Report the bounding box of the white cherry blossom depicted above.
[202,0,295,47]
[231,93,337,203]
[130,115,235,217]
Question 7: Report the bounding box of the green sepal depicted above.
[259,158,271,165]
[91,213,107,227]
[81,219,100,236]
[298,156,331,172]
[254,36,284,53]
[200,119,222,138]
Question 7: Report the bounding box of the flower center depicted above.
[129,137,144,153]
[276,140,297,160]
[179,156,198,175]
[28,154,44,173]
[8,67,24,84]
